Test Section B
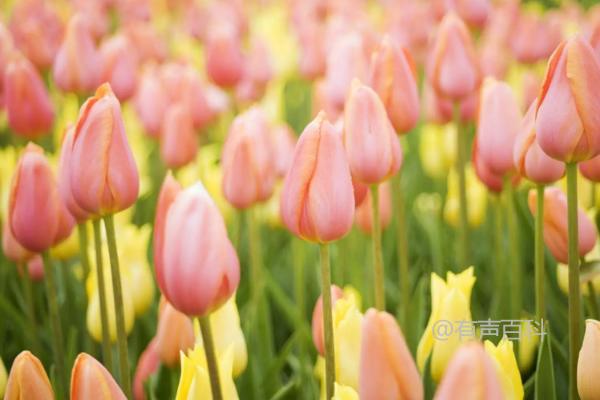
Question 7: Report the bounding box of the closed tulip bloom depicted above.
[134,67,167,138]
[133,339,160,400]
[434,343,504,400]
[280,112,355,243]
[100,34,138,101]
[343,80,402,184]
[205,25,244,88]
[53,14,100,94]
[160,183,240,316]
[580,154,600,182]
[3,53,54,139]
[359,309,423,400]
[510,13,562,64]
[58,127,90,222]
[578,319,600,400]
[484,338,523,399]
[155,299,195,367]
[535,36,600,163]
[514,101,565,184]
[311,285,345,356]
[355,182,392,234]
[221,107,276,208]
[528,187,597,264]
[453,0,491,29]
[272,124,297,179]
[369,36,420,134]
[4,351,54,400]
[427,12,481,101]
[69,83,139,216]
[71,353,126,400]
[160,103,198,169]
[476,78,521,176]
[27,255,45,281]
[472,139,506,193]
[2,221,32,263]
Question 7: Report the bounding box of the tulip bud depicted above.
[434,343,504,400]
[272,124,297,179]
[4,351,54,400]
[133,339,160,400]
[160,103,198,169]
[580,154,600,182]
[53,14,101,94]
[155,299,194,367]
[58,127,90,222]
[484,338,523,400]
[134,67,167,138]
[578,319,600,400]
[514,101,565,184]
[27,255,45,282]
[528,187,597,264]
[510,13,562,64]
[69,83,139,216]
[205,25,244,88]
[280,112,355,243]
[159,182,240,316]
[427,12,481,101]
[355,182,392,234]
[3,53,54,139]
[343,80,402,184]
[100,34,138,101]
[472,138,505,193]
[535,36,600,163]
[311,285,345,356]
[221,107,276,208]
[369,36,420,134]
[71,353,126,399]
[476,78,521,176]
[359,309,423,400]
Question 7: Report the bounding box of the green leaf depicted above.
[422,354,436,400]
[534,329,556,400]
[406,275,428,354]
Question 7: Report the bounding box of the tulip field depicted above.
[5,0,600,399]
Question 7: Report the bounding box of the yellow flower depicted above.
[518,320,539,373]
[50,227,79,260]
[419,123,456,180]
[176,344,238,400]
[0,357,6,398]
[485,338,524,400]
[417,267,476,382]
[444,165,487,228]
[333,383,359,400]
[0,145,19,220]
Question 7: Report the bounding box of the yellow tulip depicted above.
[176,344,238,400]
[444,165,487,228]
[485,338,524,400]
[0,145,18,219]
[419,123,456,180]
[0,357,6,398]
[417,267,476,382]
[50,227,79,260]
[518,320,539,373]
[333,383,359,400]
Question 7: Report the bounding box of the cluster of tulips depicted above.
[5,0,600,399]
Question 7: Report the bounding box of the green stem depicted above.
[92,219,113,370]
[566,163,581,400]
[247,209,263,301]
[394,175,409,325]
[199,315,223,400]
[370,185,386,310]
[103,215,132,399]
[292,238,305,321]
[493,195,504,319]
[77,223,90,279]
[454,104,469,268]
[535,184,546,321]
[504,177,521,319]
[41,251,67,398]
[586,282,599,320]
[319,243,335,400]
[20,263,40,354]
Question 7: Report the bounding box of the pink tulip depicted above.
[297,19,326,79]
[71,353,126,399]
[100,34,139,101]
[58,127,90,222]
[27,255,45,281]
[311,285,344,356]
[580,155,600,182]
[235,37,273,103]
[123,22,167,64]
[513,101,565,184]
[272,124,297,179]
[343,79,402,184]
[472,138,505,193]
[476,78,521,176]
[3,52,54,139]
[133,338,160,400]
[355,182,392,234]
[528,187,597,264]
[369,36,420,134]
[9,143,61,252]
[160,103,198,169]
[280,112,355,243]
[2,221,32,263]
[4,350,55,399]
[451,0,491,29]
[69,83,139,216]
[479,36,509,80]
[53,14,101,94]
[155,299,194,367]
[423,81,478,124]
[221,107,276,208]
[510,13,562,64]
[427,12,481,101]
[134,66,168,138]
[359,309,423,400]
[535,36,600,163]
[434,343,503,400]
[205,25,244,88]
[521,71,541,112]
[158,182,240,316]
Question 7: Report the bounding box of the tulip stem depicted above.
[92,219,113,372]
[586,282,599,320]
[103,215,132,399]
[41,251,67,398]
[504,177,521,320]
[453,104,469,268]
[394,174,409,325]
[492,195,504,318]
[535,184,546,321]
[566,162,581,400]
[78,222,90,279]
[199,315,223,400]
[20,262,40,355]
[320,243,336,400]
[370,184,386,310]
